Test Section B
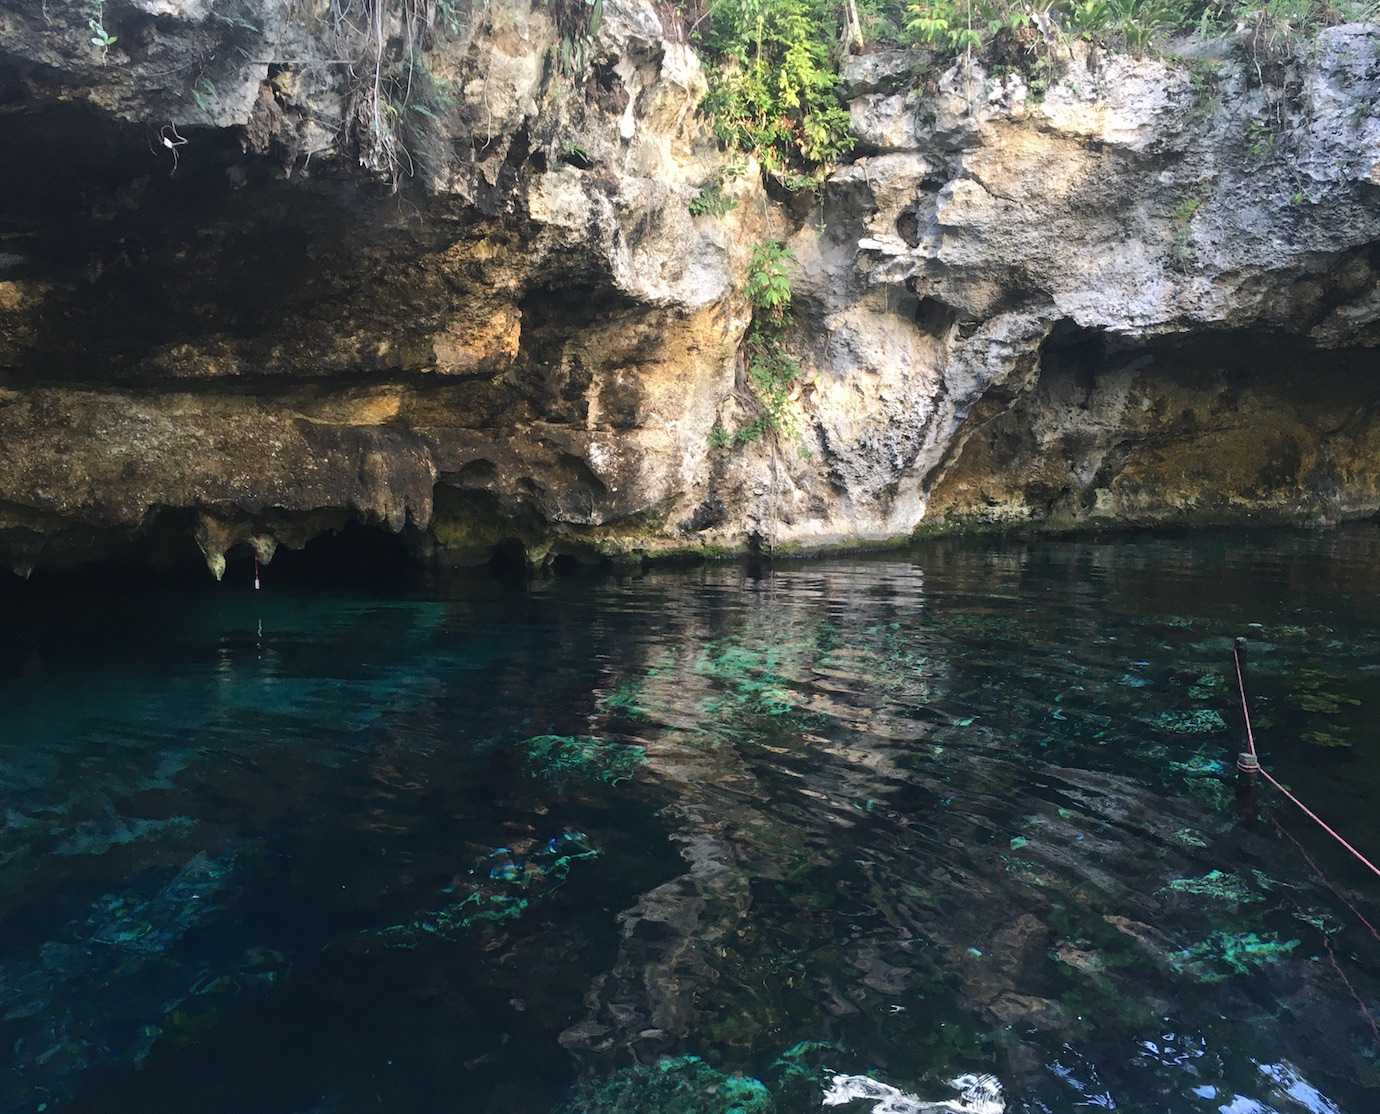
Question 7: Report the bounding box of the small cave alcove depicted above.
[250,523,417,588]
[0,518,420,598]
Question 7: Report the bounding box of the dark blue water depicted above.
[4,529,1380,1114]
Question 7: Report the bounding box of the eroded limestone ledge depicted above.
[1,1,1378,578]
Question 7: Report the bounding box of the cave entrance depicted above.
[927,318,1380,532]
[246,522,416,589]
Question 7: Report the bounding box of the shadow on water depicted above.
[3,527,1380,1112]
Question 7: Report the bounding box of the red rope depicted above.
[1271,810,1380,1052]
[1272,813,1380,946]
[1232,643,1380,882]
[1325,944,1380,1050]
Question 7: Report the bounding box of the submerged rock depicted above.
[560,1055,773,1114]
[1155,709,1229,735]
[1173,930,1302,982]
[521,734,648,787]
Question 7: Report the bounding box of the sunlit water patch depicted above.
[4,529,1380,1112]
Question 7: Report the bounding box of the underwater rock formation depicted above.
[0,1,1378,576]
[546,562,1380,1106]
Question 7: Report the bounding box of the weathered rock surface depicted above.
[788,29,1380,541]
[0,2,1378,579]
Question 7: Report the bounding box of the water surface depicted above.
[4,529,1380,1113]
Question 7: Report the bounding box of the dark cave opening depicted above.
[0,100,450,383]
[253,523,417,588]
[928,317,1380,531]
[549,553,584,576]
[913,295,959,338]
[0,518,420,597]
[482,536,529,578]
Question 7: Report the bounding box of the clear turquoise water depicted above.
[4,529,1380,1113]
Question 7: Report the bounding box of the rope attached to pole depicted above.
[1232,639,1380,882]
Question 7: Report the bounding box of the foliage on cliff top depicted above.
[897,0,1379,62]
[695,0,856,185]
[691,0,1377,179]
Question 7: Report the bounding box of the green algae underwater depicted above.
[4,529,1380,1112]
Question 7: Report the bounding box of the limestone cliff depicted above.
[1,1,1377,579]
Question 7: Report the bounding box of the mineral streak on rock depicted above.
[0,2,1377,577]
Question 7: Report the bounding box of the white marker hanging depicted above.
[254,554,261,591]
[158,123,188,175]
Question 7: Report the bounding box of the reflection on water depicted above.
[3,529,1380,1113]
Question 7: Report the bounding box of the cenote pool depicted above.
[4,529,1380,1113]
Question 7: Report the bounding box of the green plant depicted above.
[745,331,803,432]
[411,63,457,117]
[1188,60,1222,118]
[1064,0,1113,34]
[561,140,593,167]
[86,0,116,59]
[855,0,915,41]
[1024,54,1058,100]
[697,0,854,183]
[745,241,794,322]
[906,0,1063,58]
[1169,194,1203,271]
[690,161,747,218]
[1109,0,1184,55]
[552,0,605,77]
[905,0,953,44]
[1112,2,1153,52]
[690,180,738,217]
[436,0,468,35]
[190,77,217,114]
[1230,0,1346,65]
[1170,196,1202,224]
[711,240,808,449]
[894,0,1338,63]
[1246,119,1277,158]
[733,415,771,446]
[1188,0,1231,35]
[906,0,983,52]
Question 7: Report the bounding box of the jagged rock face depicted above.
[781,29,1380,541]
[0,0,772,576]
[0,3,1378,579]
